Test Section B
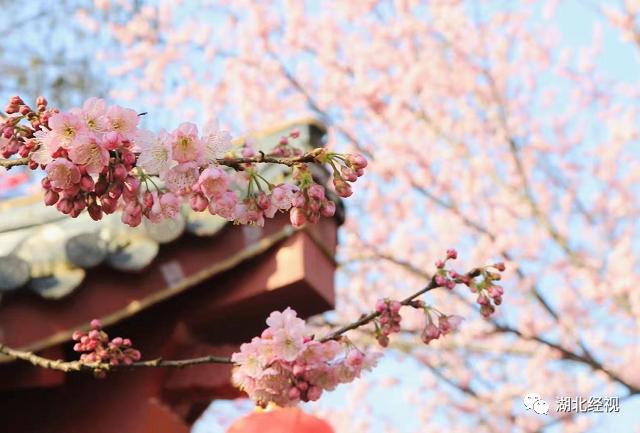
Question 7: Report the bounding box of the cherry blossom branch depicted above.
[0,150,322,171]
[0,343,233,374]
[351,247,640,395]
[0,156,30,169]
[320,268,481,343]
[0,263,486,378]
[216,148,323,169]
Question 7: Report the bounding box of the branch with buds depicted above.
[0,250,506,407]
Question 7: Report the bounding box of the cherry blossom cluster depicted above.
[370,249,506,348]
[1,96,368,229]
[469,263,506,318]
[329,153,367,199]
[420,309,464,345]
[1,96,57,168]
[231,308,380,408]
[72,319,141,377]
[373,299,402,347]
[288,165,336,227]
[433,249,506,317]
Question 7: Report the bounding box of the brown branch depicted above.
[492,324,640,395]
[320,267,481,343]
[0,156,30,170]
[0,150,324,171]
[217,149,323,169]
[0,344,233,373]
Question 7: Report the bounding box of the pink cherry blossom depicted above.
[68,133,110,175]
[197,166,229,199]
[135,129,173,176]
[73,97,108,132]
[46,112,88,149]
[45,158,81,190]
[270,183,299,210]
[201,119,232,163]
[208,190,238,220]
[170,122,202,164]
[105,105,139,140]
[148,191,182,223]
[161,162,200,195]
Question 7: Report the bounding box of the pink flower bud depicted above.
[189,193,209,212]
[256,192,271,210]
[73,199,86,213]
[435,275,448,286]
[288,387,301,400]
[421,323,441,344]
[292,192,305,208]
[307,184,325,200]
[100,196,118,214]
[321,200,336,217]
[477,294,490,305]
[333,178,353,198]
[389,301,401,314]
[56,198,74,214]
[90,319,101,329]
[307,386,322,401]
[487,285,504,298]
[340,166,358,182]
[107,183,123,200]
[290,207,306,227]
[446,248,457,259]
[122,150,136,167]
[44,190,60,206]
[346,153,367,169]
[113,164,128,181]
[94,178,108,196]
[480,304,495,318]
[377,334,389,347]
[88,203,103,221]
[79,175,95,192]
[41,177,52,190]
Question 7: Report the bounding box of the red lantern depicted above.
[226,407,334,433]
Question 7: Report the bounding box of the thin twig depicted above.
[0,344,233,372]
[0,157,30,170]
[0,150,323,171]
